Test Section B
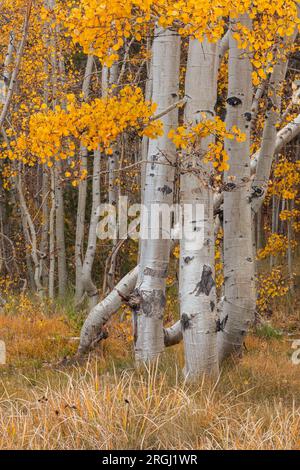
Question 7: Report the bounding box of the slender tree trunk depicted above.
[16,169,44,296]
[251,33,297,214]
[75,55,94,303]
[107,63,119,289]
[218,15,256,362]
[0,3,32,129]
[1,31,14,102]
[287,199,294,293]
[179,38,219,379]
[40,167,49,288]
[81,149,101,308]
[134,27,181,362]
[54,160,67,296]
[49,168,56,299]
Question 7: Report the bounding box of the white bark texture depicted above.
[218,15,256,361]
[179,38,219,379]
[134,27,181,362]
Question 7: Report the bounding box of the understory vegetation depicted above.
[0,286,300,450]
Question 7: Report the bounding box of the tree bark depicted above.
[75,55,94,303]
[54,160,67,296]
[81,149,101,308]
[179,38,219,379]
[218,15,256,361]
[134,27,180,362]
[251,32,297,214]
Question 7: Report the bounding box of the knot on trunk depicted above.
[127,289,141,311]
[216,314,228,332]
[191,265,215,296]
[223,182,237,192]
[250,185,264,201]
[181,313,191,331]
[226,96,242,106]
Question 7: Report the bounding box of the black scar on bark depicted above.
[210,300,215,312]
[181,313,191,330]
[158,185,172,195]
[184,256,194,264]
[128,289,141,311]
[244,112,252,122]
[140,290,166,318]
[249,185,264,202]
[223,182,236,192]
[226,96,242,106]
[143,266,168,278]
[216,314,228,332]
[192,265,215,296]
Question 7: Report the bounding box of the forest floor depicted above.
[0,294,300,450]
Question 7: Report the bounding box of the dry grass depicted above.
[0,296,300,449]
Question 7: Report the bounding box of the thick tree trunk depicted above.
[179,38,219,379]
[218,15,256,362]
[134,27,180,362]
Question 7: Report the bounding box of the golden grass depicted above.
[1,297,300,449]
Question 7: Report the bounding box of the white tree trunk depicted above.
[54,159,67,296]
[81,149,101,308]
[49,167,56,299]
[251,32,297,214]
[134,27,180,362]
[107,63,119,290]
[75,55,94,302]
[179,38,219,379]
[40,166,49,288]
[218,15,256,361]
[15,169,43,296]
